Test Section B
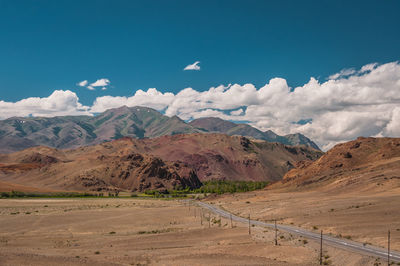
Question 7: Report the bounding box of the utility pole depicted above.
[274,220,278,246]
[248,214,251,235]
[388,230,391,266]
[219,214,221,227]
[230,214,233,228]
[200,209,203,225]
[208,212,211,228]
[320,230,323,265]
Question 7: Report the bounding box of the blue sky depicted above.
[1,0,400,149]
[1,0,399,105]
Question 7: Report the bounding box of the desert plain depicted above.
[0,196,388,266]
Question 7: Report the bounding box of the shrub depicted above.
[343,152,352,158]
[1,192,10,198]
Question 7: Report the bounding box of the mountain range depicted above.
[0,134,322,192]
[0,106,320,153]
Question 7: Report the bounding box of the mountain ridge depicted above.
[0,106,320,153]
[189,117,320,150]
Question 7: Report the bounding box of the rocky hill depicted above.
[280,137,400,191]
[0,106,320,153]
[0,134,322,192]
[0,145,201,193]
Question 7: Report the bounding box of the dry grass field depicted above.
[207,188,400,254]
[0,198,382,266]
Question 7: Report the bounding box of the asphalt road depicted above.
[194,200,400,263]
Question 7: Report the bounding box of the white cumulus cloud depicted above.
[77,78,111,91]
[91,88,175,113]
[77,80,88,87]
[90,78,110,87]
[0,90,91,119]
[184,61,200,71]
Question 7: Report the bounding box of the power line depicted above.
[248,214,251,235]
[388,230,391,266]
[320,230,323,265]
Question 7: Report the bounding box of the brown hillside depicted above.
[107,133,322,182]
[280,137,400,192]
[0,133,322,192]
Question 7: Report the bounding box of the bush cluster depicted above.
[142,180,269,198]
[193,180,269,194]
[143,189,189,198]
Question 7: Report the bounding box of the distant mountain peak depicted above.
[189,117,238,132]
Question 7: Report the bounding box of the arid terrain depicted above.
[0,137,399,265]
[207,188,400,253]
[207,137,400,256]
[0,133,322,192]
[0,198,381,266]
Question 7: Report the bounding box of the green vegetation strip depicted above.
[0,180,269,199]
[0,191,106,198]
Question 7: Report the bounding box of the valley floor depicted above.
[0,198,382,265]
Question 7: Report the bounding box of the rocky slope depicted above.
[280,137,400,191]
[0,134,322,192]
[0,146,200,193]
[0,106,320,153]
[120,134,322,182]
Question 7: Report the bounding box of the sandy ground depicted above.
[207,188,400,256]
[0,198,382,266]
